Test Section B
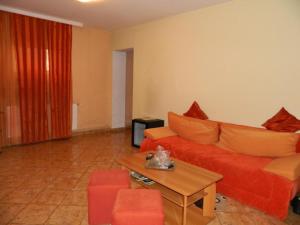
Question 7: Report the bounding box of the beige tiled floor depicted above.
[0,129,299,225]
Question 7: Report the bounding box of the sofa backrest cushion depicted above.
[218,123,298,157]
[168,112,219,144]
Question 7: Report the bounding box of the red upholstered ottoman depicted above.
[88,169,130,225]
[112,189,164,225]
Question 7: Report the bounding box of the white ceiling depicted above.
[0,0,230,30]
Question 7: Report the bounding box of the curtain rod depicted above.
[0,5,83,27]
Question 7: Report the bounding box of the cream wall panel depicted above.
[72,27,112,131]
[112,0,300,126]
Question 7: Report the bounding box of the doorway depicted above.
[112,49,134,129]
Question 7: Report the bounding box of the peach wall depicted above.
[72,27,112,131]
[112,0,300,127]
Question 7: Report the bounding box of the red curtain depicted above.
[12,14,49,144]
[48,23,72,139]
[0,11,22,146]
[11,13,72,144]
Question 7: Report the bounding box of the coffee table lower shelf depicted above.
[131,178,215,225]
[163,198,213,225]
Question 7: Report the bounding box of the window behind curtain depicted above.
[0,11,72,146]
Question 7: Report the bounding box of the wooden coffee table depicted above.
[116,152,223,225]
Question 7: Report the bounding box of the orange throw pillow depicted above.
[183,101,208,120]
[218,123,298,157]
[144,127,177,140]
[262,107,300,132]
[297,135,300,153]
[168,112,218,144]
[263,154,300,181]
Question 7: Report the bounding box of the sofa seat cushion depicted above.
[263,154,300,181]
[140,136,296,219]
[144,136,274,197]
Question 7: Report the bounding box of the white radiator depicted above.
[5,105,21,138]
[72,103,78,130]
[5,104,79,134]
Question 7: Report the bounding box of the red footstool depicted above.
[112,189,164,225]
[88,169,130,225]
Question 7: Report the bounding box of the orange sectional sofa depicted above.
[140,112,300,220]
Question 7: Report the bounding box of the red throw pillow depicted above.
[262,107,300,132]
[297,135,300,153]
[183,101,208,120]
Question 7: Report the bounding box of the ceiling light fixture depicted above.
[77,0,97,3]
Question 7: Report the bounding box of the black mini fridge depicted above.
[131,118,164,147]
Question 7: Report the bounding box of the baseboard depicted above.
[1,127,131,148]
[72,126,131,136]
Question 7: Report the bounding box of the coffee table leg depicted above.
[203,183,216,217]
[182,196,187,225]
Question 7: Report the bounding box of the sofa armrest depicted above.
[263,154,300,181]
[144,127,177,140]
